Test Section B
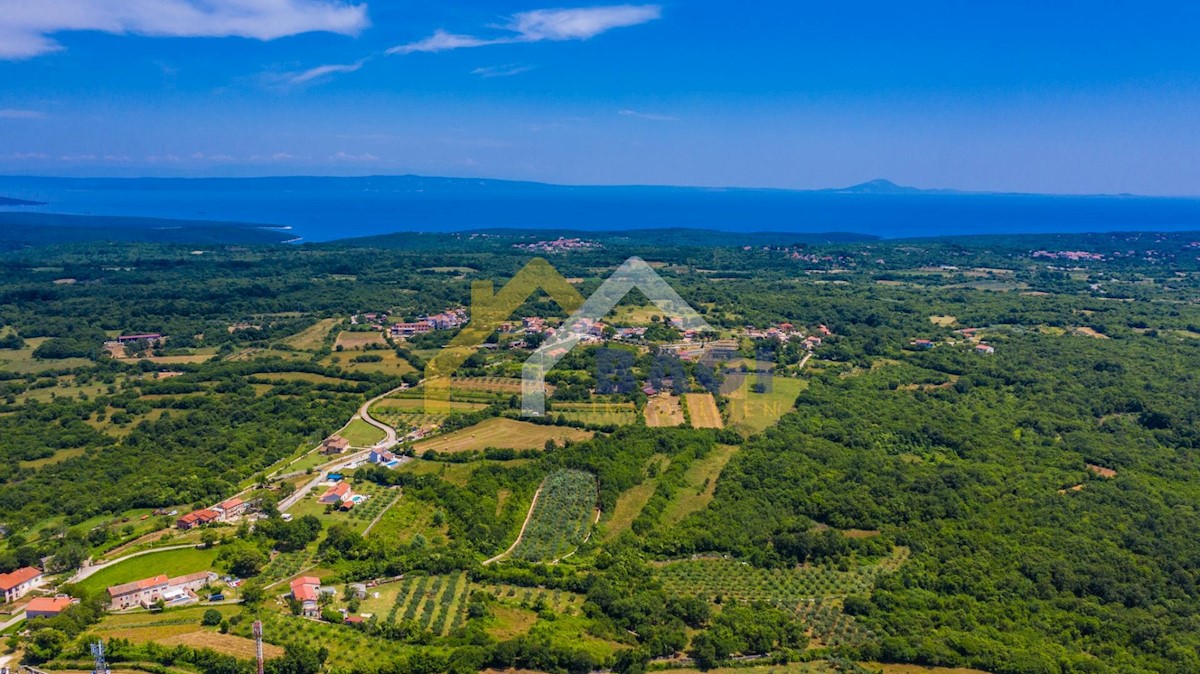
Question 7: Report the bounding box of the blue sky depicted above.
[1,1,1199,194]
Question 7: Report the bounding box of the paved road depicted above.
[276,383,410,513]
[0,612,25,633]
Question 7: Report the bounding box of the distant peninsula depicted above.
[0,195,47,206]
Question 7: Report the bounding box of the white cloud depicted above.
[0,0,370,60]
[0,108,45,119]
[331,151,379,161]
[285,59,367,84]
[387,30,498,55]
[389,5,661,55]
[471,63,534,78]
[618,108,677,121]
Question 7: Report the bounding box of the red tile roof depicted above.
[320,482,351,501]
[290,576,320,602]
[0,566,42,591]
[219,497,245,510]
[27,596,75,614]
[108,574,169,597]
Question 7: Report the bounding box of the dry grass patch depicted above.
[284,318,340,350]
[644,394,684,427]
[162,632,284,659]
[929,315,958,326]
[683,393,722,428]
[413,418,591,454]
[661,444,737,525]
[334,331,386,350]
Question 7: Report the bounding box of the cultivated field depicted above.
[552,401,638,426]
[724,374,806,435]
[683,392,723,428]
[334,331,387,350]
[323,349,416,376]
[365,491,449,545]
[477,583,586,615]
[412,417,591,454]
[91,606,279,658]
[510,470,598,562]
[365,572,473,636]
[657,547,909,604]
[644,394,684,427]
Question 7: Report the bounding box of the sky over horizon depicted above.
[1,1,1199,195]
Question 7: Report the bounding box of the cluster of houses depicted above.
[0,566,83,619]
[511,237,600,253]
[351,311,389,329]
[1032,250,1106,261]
[390,307,468,338]
[176,496,250,530]
[107,571,218,610]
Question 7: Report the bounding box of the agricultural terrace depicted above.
[723,374,807,435]
[510,470,598,562]
[683,392,723,428]
[477,583,586,616]
[75,545,221,595]
[411,417,591,454]
[644,394,684,427]
[551,401,638,427]
[91,606,279,659]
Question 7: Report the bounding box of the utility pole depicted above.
[253,620,264,674]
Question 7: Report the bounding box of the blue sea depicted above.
[2,175,1200,243]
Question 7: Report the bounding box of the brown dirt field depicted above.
[1087,463,1117,478]
[413,417,591,454]
[1074,326,1110,339]
[644,394,684,427]
[335,331,387,349]
[162,631,285,659]
[683,393,723,428]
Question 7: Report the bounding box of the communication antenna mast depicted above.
[90,640,110,674]
[253,620,264,674]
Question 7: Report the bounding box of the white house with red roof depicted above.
[290,576,321,616]
[0,566,44,603]
[26,595,78,619]
[318,482,353,505]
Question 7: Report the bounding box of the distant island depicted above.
[0,195,46,206]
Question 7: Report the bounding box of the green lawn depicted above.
[75,545,221,595]
[341,417,387,446]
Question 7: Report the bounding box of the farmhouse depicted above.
[117,333,164,344]
[0,566,44,603]
[176,508,220,529]
[975,344,996,354]
[321,435,350,455]
[108,571,217,610]
[215,496,248,521]
[290,576,321,616]
[26,595,78,619]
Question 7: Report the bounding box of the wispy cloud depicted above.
[0,0,370,60]
[331,151,379,162]
[388,5,661,55]
[0,108,45,119]
[618,108,677,121]
[471,63,535,78]
[286,59,368,84]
